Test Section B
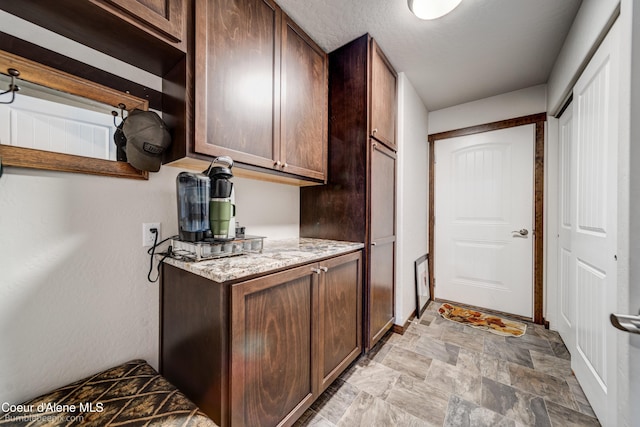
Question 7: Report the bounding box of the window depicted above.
[0,49,149,180]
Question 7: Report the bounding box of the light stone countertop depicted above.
[162,238,364,283]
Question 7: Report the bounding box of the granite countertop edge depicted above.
[162,238,364,283]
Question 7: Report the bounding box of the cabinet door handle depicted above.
[282,162,288,169]
[274,160,281,167]
[310,267,321,274]
[371,242,377,246]
[372,128,378,136]
[319,266,328,272]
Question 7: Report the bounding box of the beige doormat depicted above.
[438,303,527,337]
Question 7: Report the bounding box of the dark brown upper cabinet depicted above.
[98,0,186,44]
[370,40,397,151]
[193,0,279,172]
[280,16,328,181]
[0,0,189,76]
[191,0,327,184]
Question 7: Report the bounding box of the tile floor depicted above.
[295,302,600,427]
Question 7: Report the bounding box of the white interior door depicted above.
[567,20,620,427]
[435,125,534,318]
[557,104,575,352]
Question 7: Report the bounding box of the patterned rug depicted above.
[438,303,527,337]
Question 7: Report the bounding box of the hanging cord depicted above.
[146,229,178,283]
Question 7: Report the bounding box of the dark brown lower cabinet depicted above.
[369,238,395,345]
[161,250,362,427]
[230,264,316,427]
[317,252,362,390]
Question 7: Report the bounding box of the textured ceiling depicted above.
[276,0,582,111]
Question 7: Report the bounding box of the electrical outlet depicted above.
[142,222,161,247]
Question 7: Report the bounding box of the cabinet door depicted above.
[230,264,318,427]
[369,141,396,349]
[194,0,280,170]
[317,251,362,391]
[280,15,328,181]
[369,39,397,151]
[99,0,185,42]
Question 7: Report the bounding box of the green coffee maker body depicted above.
[205,156,236,240]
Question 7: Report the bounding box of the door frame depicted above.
[428,112,546,324]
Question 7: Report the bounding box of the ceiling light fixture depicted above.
[408,0,462,20]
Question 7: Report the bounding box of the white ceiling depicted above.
[276,0,582,111]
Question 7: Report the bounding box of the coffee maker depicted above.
[176,171,210,242]
[205,156,236,240]
[173,157,265,261]
[176,156,236,242]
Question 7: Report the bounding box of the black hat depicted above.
[123,109,171,172]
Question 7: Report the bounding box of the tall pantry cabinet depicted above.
[301,34,397,351]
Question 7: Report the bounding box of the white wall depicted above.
[0,14,299,405]
[396,73,429,326]
[0,167,298,405]
[0,167,171,404]
[620,1,640,425]
[234,177,300,238]
[546,0,620,114]
[428,84,547,134]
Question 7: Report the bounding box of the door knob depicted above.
[512,229,528,236]
[610,312,640,335]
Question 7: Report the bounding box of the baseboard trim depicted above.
[391,310,416,335]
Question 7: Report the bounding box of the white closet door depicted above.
[569,21,620,427]
[557,104,575,352]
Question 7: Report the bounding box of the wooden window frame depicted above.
[0,49,149,180]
